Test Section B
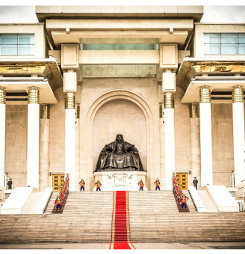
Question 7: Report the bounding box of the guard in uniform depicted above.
[55,195,62,210]
[193,177,198,190]
[79,179,85,191]
[154,179,160,190]
[7,178,13,189]
[95,180,102,191]
[138,180,144,191]
[180,195,189,209]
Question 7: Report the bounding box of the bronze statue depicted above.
[94,134,145,172]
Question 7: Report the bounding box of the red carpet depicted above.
[110,191,135,249]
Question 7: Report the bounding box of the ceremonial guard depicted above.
[193,177,198,190]
[95,180,102,191]
[54,194,62,210]
[65,174,69,187]
[138,180,144,191]
[7,178,13,189]
[79,179,85,191]
[154,179,160,190]
[180,194,189,209]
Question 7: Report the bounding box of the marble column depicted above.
[39,104,50,191]
[199,86,213,187]
[164,92,175,190]
[232,86,245,185]
[27,87,40,189]
[75,104,80,191]
[159,103,165,189]
[65,92,76,191]
[0,87,6,187]
[189,103,201,189]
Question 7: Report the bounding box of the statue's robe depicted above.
[95,141,144,172]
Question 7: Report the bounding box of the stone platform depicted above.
[93,171,147,191]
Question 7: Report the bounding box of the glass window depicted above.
[82,43,158,50]
[239,44,245,54]
[18,45,34,55]
[204,34,220,44]
[18,34,34,45]
[204,33,245,55]
[205,43,220,54]
[221,34,237,44]
[0,45,17,55]
[239,34,245,43]
[221,44,237,54]
[1,35,17,45]
[0,34,34,55]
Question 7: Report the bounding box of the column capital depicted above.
[65,92,75,109]
[189,103,199,118]
[232,86,243,103]
[28,87,39,104]
[164,92,174,109]
[200,86,211,103]
[40,104,50,119]
[0,87,6,104]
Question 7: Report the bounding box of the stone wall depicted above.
[212,103,234,187]
[49,87,65,176]
[5,105,27,188]
[79,77,160,190]
[3,85,235,190]
[93,99,147,170]
[174,87,192,186]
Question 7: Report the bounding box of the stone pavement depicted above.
[0,242,245,249]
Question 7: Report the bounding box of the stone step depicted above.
[197,190,218,212]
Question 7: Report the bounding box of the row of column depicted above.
[163,85,245,189]
[0,85,78,191]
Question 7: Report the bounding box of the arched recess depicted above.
[84,90,155,190]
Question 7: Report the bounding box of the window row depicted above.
[0,34,34,55]
[204,33,245,55]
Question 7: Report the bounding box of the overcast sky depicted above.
[0,6,245,23]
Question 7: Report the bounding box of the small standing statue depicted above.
[138,180,144,191]
[154,179,160,191]
[79,179,85,191]
[193,177,198,190]
[95,180,102,191]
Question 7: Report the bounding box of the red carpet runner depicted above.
[109,191,135,249]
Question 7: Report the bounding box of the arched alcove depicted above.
[84,90,156,190]
[93,99,147,170]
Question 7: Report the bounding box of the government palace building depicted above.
[0,6,245,247]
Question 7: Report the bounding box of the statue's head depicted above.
[116,134,124,142]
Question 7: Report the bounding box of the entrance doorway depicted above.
[52,174,64,191]
[176,173,188,190]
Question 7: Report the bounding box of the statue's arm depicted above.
[100,143,113,154]
[125,142,139,155]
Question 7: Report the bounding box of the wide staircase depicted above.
[0,191,245,244]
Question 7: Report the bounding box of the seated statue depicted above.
[94,134,145,172]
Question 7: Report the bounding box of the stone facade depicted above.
[5,105,27,188]
[1,8,244,191]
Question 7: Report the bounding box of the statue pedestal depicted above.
[93,171,147,191]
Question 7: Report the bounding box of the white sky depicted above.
[0,5,245,23]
